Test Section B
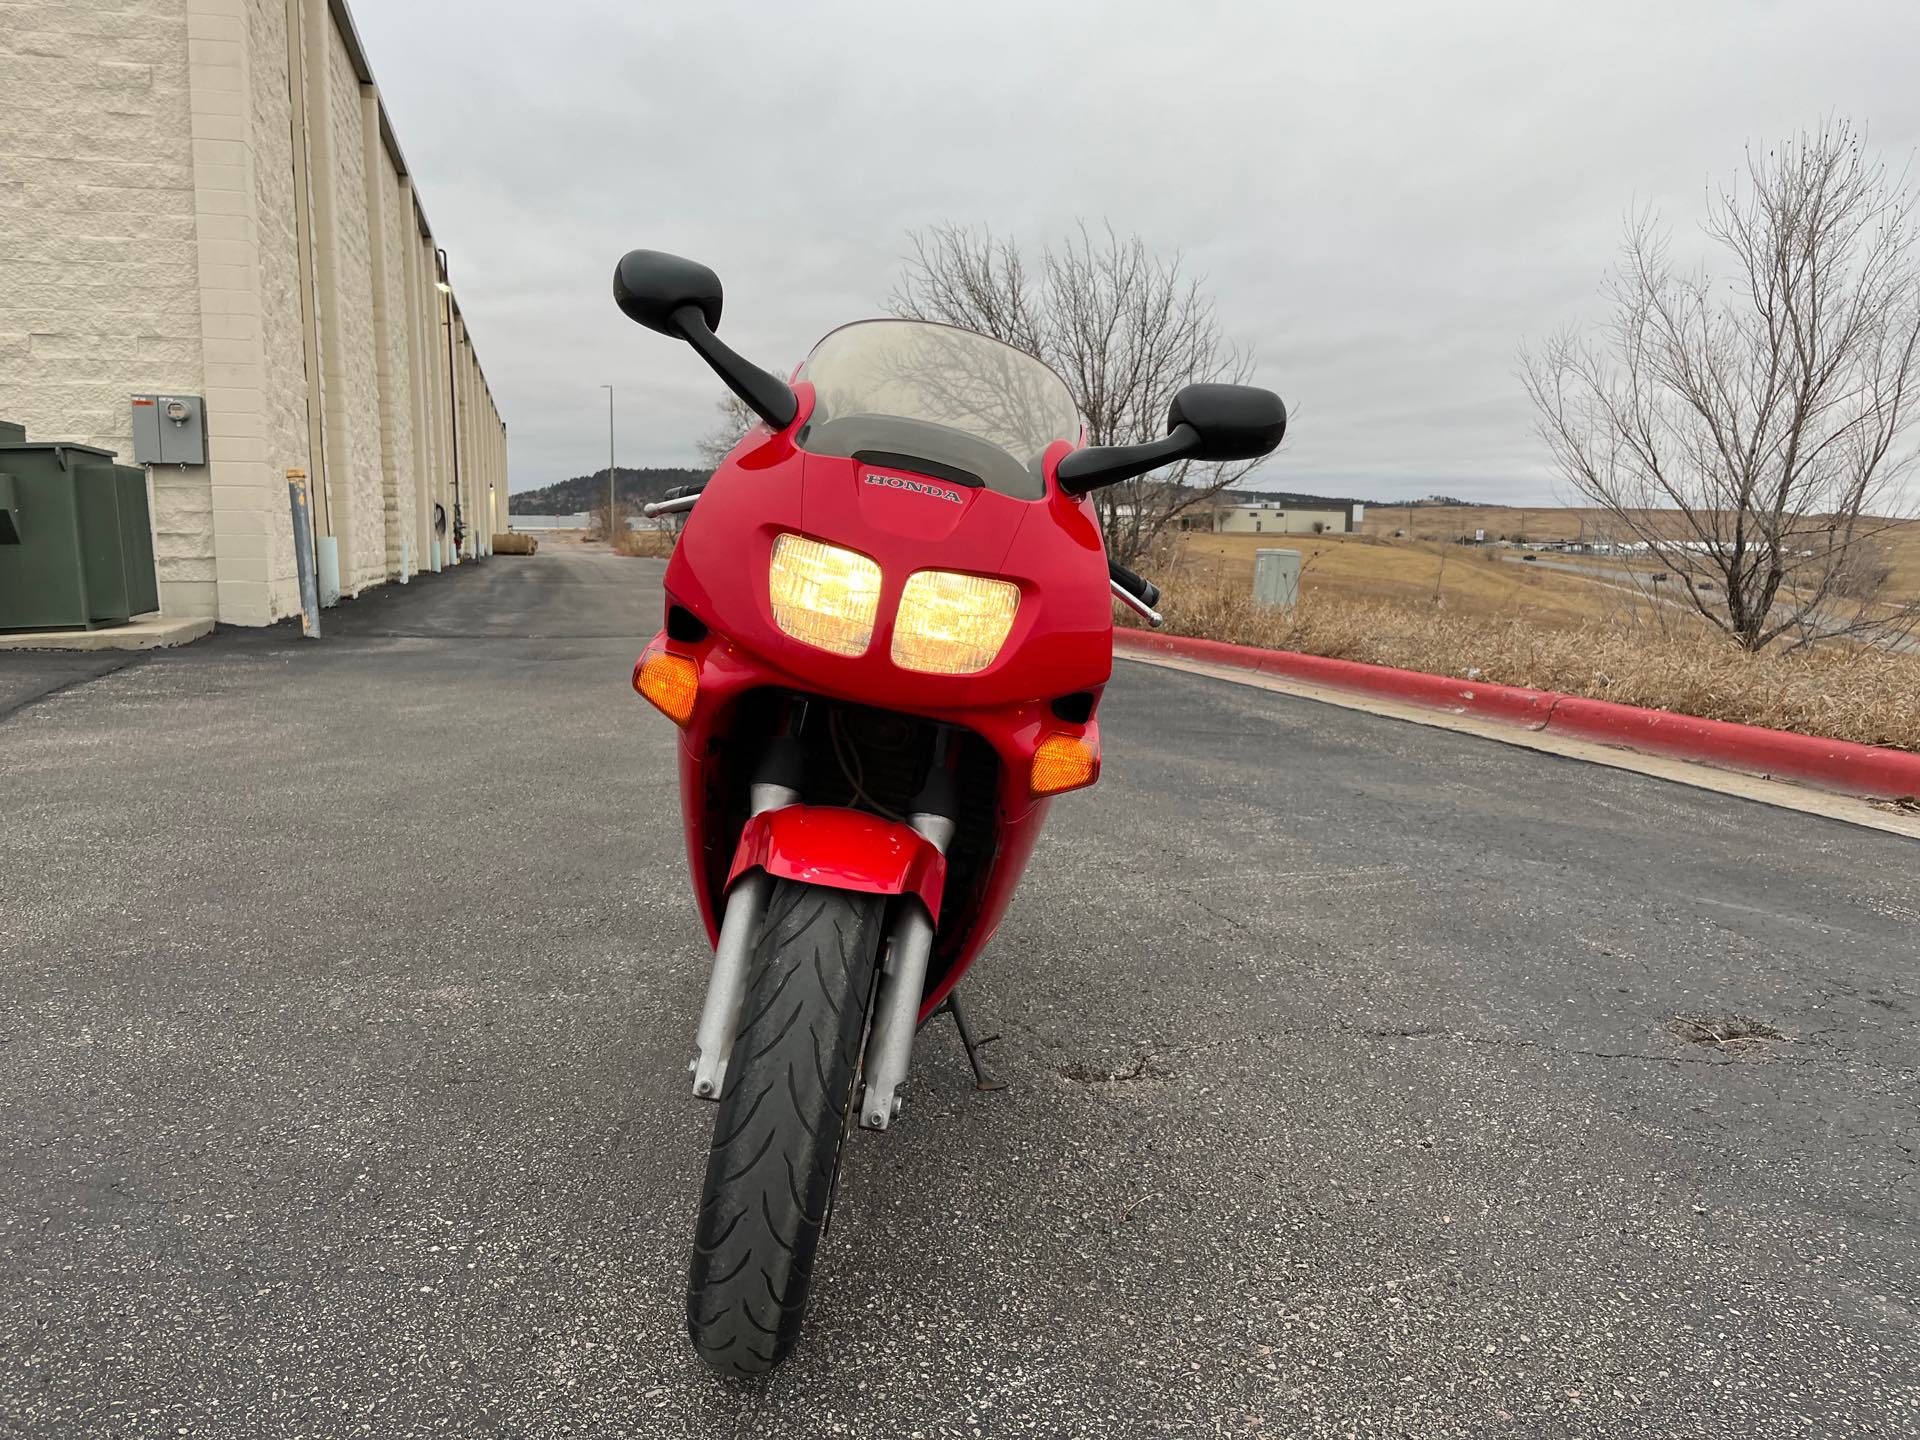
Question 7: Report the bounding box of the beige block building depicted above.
[1213,502,1357,535]
[0,0,506,627]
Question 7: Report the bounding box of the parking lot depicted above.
[3,550,1915,1437]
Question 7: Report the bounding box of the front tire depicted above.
[686,879,884,1377]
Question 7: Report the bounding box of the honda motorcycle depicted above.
[614,249,1285,1377]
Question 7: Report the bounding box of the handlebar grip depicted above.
[1107,559,1160,610]
[663,483,704,502]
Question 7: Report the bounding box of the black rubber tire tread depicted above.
[686,879,884,1377]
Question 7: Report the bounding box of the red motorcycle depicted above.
[615,250,1285,1376]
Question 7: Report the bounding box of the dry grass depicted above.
[613,526,677,558]
[1868,524,1920,603]
[1143,572,1920,752]
[1363,505,1920,601]
[1181,533,1635,626]
[1362,503,1630,544]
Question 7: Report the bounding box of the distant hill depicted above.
[510,466,708,515]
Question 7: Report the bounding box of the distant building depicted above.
[1195,492,1366,535]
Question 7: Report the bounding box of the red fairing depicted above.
[727,805,948,922]
[646,359,1114,1017]
[662,423,1111,715]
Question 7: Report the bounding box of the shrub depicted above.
[614,526,676,558]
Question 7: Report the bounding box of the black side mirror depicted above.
[613,249,797,430]
[613,250,723,337]
[1167,383,1287,462]
[1056,382,1286,495]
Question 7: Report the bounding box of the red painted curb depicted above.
[1112,627,1920,802]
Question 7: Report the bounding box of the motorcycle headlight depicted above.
[891,570,1020,676]
[769,534,883,656]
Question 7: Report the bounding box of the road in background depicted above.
[2,549,1914,1436]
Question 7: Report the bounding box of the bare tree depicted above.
[889,222,1265,562]
[695,391,759,470]
[1523,121,1920,651]
[587,498,629,543]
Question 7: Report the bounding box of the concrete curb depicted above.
[0,614,213,652]
[1112,628,1920,802]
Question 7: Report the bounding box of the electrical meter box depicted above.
[1253,548,1301,609]
[131,393,207,465]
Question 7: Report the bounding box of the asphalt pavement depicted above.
[3,545,1916,1438]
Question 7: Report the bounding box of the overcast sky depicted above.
[353,0,1920,504]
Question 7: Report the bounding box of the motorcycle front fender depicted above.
[725,804,948,925]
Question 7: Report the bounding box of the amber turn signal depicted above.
[1029,732,1099,796]
[634,647,699,725]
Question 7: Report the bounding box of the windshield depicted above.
[794,320,1080,499]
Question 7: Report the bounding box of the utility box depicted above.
[131,393,207,465]
[1253,547,1301,609]
[0,425,160,631]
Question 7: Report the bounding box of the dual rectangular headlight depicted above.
[891,569,1020,675]
[769,534,884,657]
[768,533,1019,675]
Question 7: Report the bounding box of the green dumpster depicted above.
[0,423,160,631]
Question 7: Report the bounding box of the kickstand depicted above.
[940,991,1006,1092]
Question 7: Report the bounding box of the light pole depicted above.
[600,383,615,543]
[435,248,465,562]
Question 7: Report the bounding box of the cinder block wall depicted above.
[0,0,508,627]
[0,0,212,617]
[246,0,310,613]
[368,99,416,579]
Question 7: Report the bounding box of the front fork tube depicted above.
[689,779,797,1100]
[858,810,955,1131]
